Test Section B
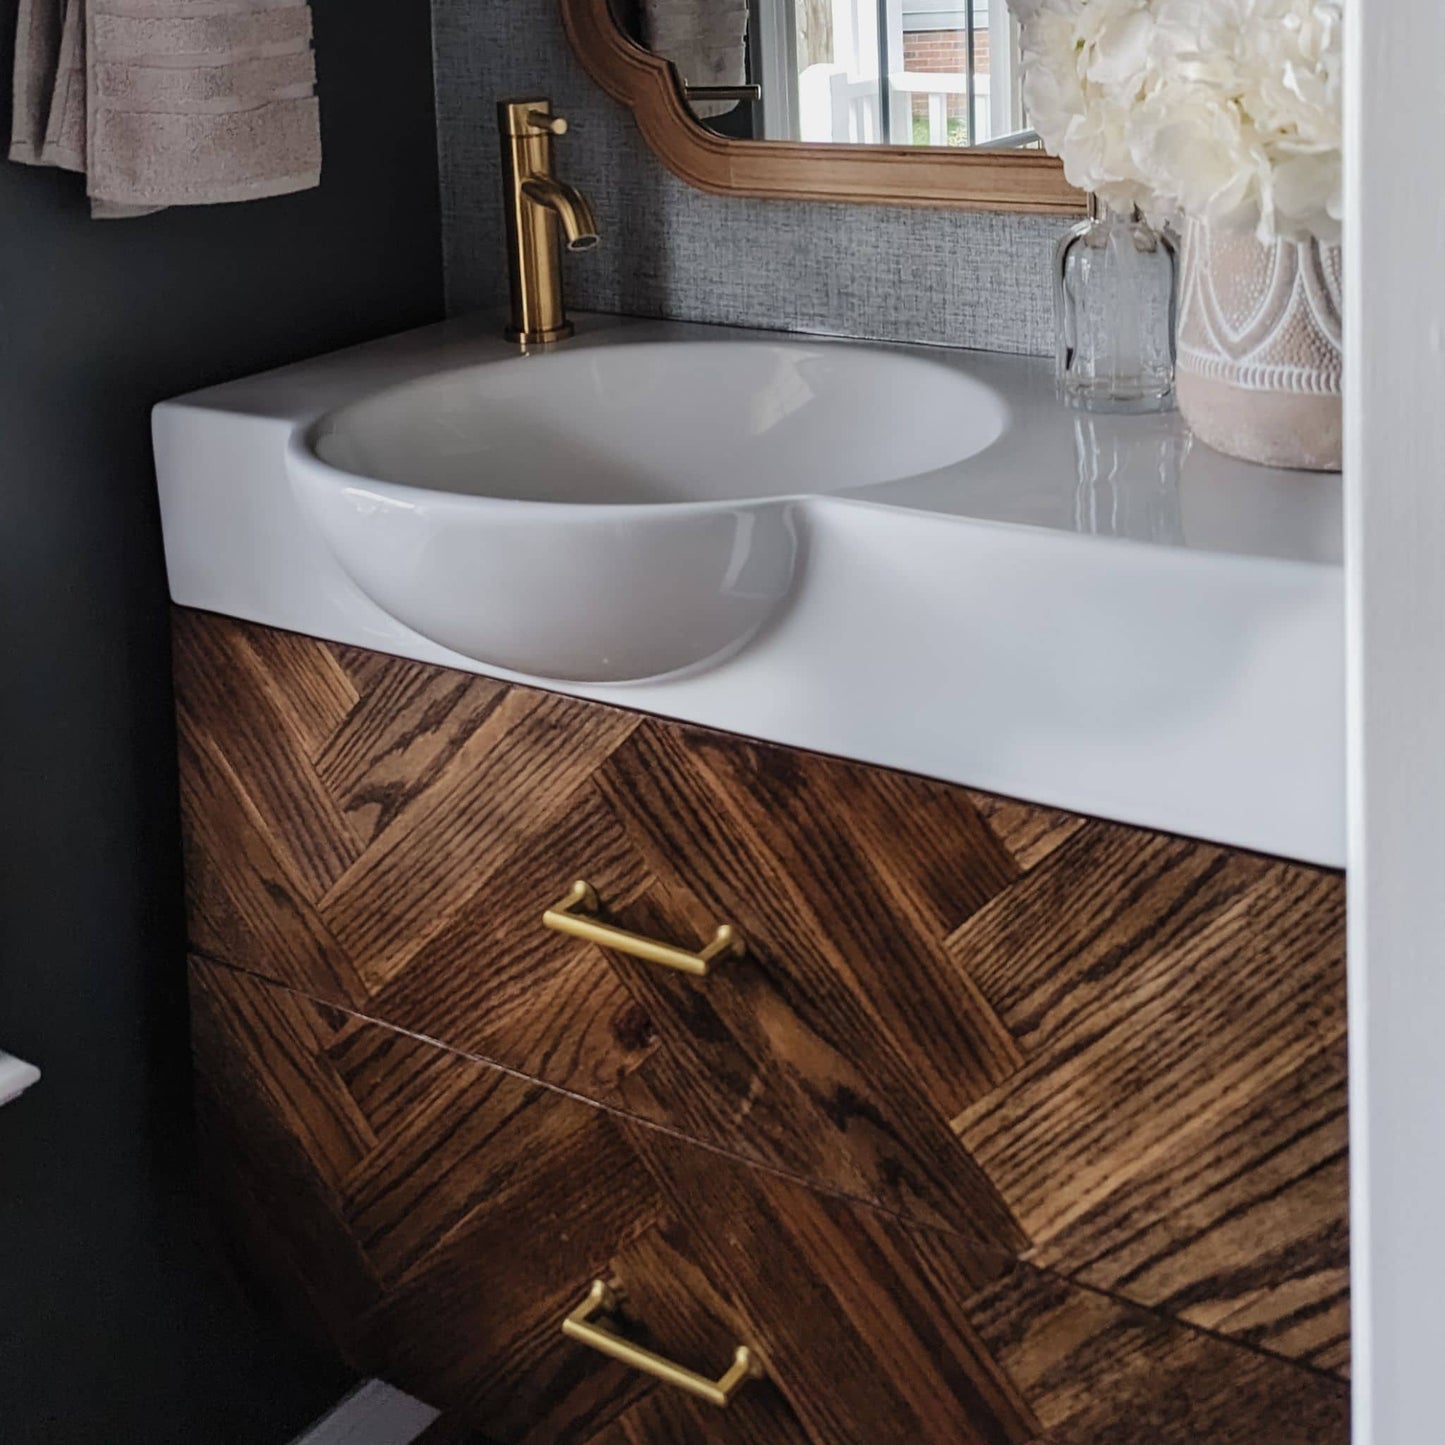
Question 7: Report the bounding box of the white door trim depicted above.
[1345,1,1445,1441]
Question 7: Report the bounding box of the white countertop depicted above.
[154,313,1344,865]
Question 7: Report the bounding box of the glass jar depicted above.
[1055,200,1179,413]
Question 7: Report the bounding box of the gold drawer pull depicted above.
[542,880,745,978]
[562,1280,763,1408]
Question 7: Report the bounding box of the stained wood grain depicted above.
[174,611,1033,1245]
[948,825,1350,1367]
[967,1267,1350,1445]
[191,960,1349,1444]
[173,609,1350,1382]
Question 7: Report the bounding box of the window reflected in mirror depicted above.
[614,0,1038,149]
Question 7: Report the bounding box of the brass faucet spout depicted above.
[498,98,599,344]
[520,177,600,252]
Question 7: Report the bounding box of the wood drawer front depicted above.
[174,610,1350,1375]
[191,958,1349,1445]
[174,610,1034,1243]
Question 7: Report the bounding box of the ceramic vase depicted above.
[1176,219,1343,472]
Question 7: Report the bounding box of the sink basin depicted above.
[287,338,1007,681]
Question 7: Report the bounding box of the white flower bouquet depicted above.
[1010,0,1344,243]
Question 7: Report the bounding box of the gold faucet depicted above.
[498,99,599,345]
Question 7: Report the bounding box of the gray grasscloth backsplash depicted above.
[431,0,1073,355]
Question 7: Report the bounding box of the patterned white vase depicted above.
[1176,219,1343,472]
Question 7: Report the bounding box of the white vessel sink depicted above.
[287,340,1007,682]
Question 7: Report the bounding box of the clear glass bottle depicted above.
[1055,198,1178,413]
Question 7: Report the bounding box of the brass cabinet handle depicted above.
[542,880,745,978]
[562,1280,763,1408]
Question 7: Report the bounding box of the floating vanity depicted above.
[158,316,1348,1443]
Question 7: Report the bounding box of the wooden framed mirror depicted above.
[560,0,1081,213]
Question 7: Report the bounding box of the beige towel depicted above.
[43,0,87,172]
[643,0,749,119]
[10,0,64,162]
[9,0,321,217]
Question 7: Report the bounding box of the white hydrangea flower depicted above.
[1008,0,1343,242]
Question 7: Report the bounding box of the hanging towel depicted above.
[10,0,64,163]
[9,0,321,217]
[643,0,749,119]
[11,0,86,171]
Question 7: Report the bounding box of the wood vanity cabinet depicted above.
[175,610,1351,1444]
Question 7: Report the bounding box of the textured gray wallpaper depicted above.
[432,0,1073,355]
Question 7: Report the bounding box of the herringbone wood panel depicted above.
[192,958,1350,1445]
[174,609,1350,1390]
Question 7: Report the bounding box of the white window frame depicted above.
[788,0,1020,146]
[754,0,801,140]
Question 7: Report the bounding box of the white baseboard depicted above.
[289,1380,441,1445]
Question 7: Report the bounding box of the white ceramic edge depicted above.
[153,313,1344,867]
[287,1381,439,1445]
[0,1051,42,1107]
[288,420,790,519]
[1344,0,1445,1439]
[284,424,805,684]
[294,339,1011,516]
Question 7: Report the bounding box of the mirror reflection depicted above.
[613,1,1039,148]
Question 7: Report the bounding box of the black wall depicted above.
[0,5,445,1441]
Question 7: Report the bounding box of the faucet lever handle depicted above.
[525,110,569,136]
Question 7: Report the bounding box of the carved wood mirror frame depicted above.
[560,0,1083,213]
